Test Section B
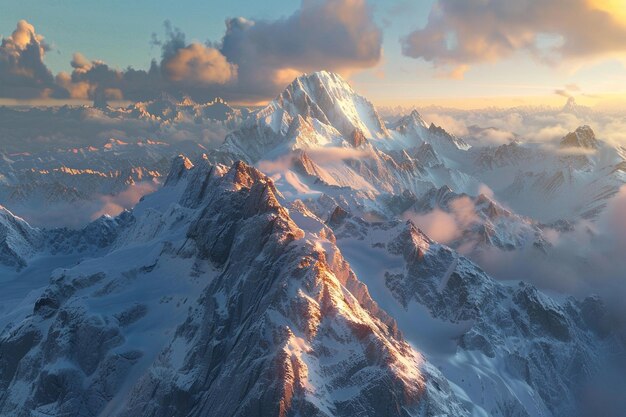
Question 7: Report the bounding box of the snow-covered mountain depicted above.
[212,71,479,222]
[216,70,389,163]
[471,126,626,221]
[206,71,626,253]
[401,185,548,253]
[0,156,621,417]
[0,137,204,227]
[559,125,599,150]
[1,71,626,417]
[125,94,247,125]
[0,157,471,417]
[0,94,248,227]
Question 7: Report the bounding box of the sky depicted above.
[1,0,626,109]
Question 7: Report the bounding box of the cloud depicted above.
[531,124,570,142]
[411,99,626,149]
[422,112,469,136]
[58,21,237,102]
[256,147,375,175]
[403,195,479,244]
[0,102,233,156]
[306,147,375,164]
[216,0,382,102]
[0,20,67,99]
[1,0,382,102]
[555,83,585,99]
[162,43,237,85]
[91,181,158,220]
[256,155,295,174]
[401,0,626,77]
[466,127,515,146]
[554,89,573,99]
[404,209,461,243]
[548,143,598,156]
[478,184,495,199]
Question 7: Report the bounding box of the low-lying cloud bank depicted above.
[11,181,158,229]
[0,0,382,103]
[0,103,234,153]
[417,101,626,148]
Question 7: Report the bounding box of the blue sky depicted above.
[2,0,626,108]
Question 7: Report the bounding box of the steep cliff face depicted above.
[0,205,40,270]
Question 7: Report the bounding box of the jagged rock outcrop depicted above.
[349,128,367,147]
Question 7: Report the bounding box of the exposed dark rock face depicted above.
[327,205,349,227]
[559,126,599,150]
[349,128,367,147]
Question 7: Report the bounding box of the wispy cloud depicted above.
[11,181,158,228]
[403,196,478,244]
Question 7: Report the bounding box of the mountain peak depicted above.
[559,125,598,149]
[226,160,274,191]
[164,154,194,186]
[427,123,471,150]
[0,205,41,270]
[292,70,354,92]
[561,96,590,114]
[276,70,389,140]
[389,109,429,134]
[220,70,390,163]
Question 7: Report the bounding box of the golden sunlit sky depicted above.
[1,0,626,109]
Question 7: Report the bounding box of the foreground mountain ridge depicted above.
[0,156,472,417]
[0,154,623,416]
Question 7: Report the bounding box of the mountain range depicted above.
[0,71,625,417]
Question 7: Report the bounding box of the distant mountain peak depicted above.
[427,123,471,150]
[389,109,429,133]
[559,125,599,149]
[561,96,591,114]
[276,70,390,140]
